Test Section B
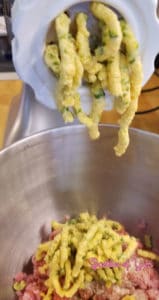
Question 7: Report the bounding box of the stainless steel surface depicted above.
[3,84,68,147]
[0,125,159,299]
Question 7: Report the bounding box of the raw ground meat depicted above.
[14,256,159,300]
[13,230,159,300]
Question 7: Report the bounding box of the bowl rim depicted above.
[1,124,159,157]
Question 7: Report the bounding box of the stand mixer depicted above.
[3,0,159,147]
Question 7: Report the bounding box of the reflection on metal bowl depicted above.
[0,125,159,299]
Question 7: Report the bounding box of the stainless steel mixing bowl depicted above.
[0,125,159,300]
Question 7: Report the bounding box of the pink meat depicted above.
[79,288,94,299]
[49,229,61,240]
[13,221,159,300]
[53,292,71,300]
[147,289,159,300]
[127,261,159,290]
[133,289,148,300]
[93,294,108,300]
[22,291,37,300]
[104,285,131,300]
[14,272,27,282]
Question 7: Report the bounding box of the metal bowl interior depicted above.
[0,125,159,300]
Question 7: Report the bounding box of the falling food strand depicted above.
[91,2,122,61]
[44,3,143,157]
[114,21,143,156]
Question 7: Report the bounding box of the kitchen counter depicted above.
[0,74,159,149]
[0,79,22,148]
[101,73,159,133]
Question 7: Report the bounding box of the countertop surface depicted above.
[0,79,22,148]
[101,73,159,133]
[0,73,159,149]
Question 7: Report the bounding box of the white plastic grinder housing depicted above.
[12,0,159,110]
